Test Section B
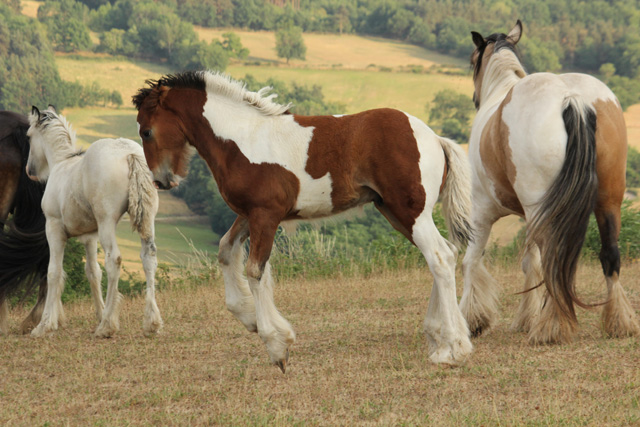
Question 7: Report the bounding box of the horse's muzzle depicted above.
[25,165,38,182]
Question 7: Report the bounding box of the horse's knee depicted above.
[141,239,157,257]
[218,244,232,266]
[246,261,264,283]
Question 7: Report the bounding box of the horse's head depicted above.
[470,20,523,109]
[26,105,56,182]
[133,78,197,190]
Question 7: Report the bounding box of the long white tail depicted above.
[127,154,158,240]
[438,137,474,248]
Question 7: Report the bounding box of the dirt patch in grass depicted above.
[2,262,638,425]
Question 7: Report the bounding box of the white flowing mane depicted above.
[480,48,527,108]
[37,111,79,161]
[202,71,292,116]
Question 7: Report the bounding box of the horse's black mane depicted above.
[471,32,521,80]
[132,71,206,110]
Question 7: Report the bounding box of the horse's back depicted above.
[82,138,147,219]
[473,72,614,212]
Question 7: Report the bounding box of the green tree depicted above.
[519,37,561,73]
[222,32,249,59]
[38,0,92,52]
[275,25,306,64]
[599,63,616,84]
[427,89,474,143]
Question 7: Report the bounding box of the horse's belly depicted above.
[294,173,334,218]
[61,198,98,236]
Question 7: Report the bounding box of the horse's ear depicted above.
[47,104,57,113]
[31,106,40,118]
[471,31,485,48]
[507,20,523,45]
[157,85,171,107]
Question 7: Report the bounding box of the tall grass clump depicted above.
[486,200,640,266]
[270,204,449,279]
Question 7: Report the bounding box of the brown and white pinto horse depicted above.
[134,71,475,370]
[461,21,640,345]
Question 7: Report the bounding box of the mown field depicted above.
[1,261,638,425]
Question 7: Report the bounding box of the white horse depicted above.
[26,106,162,337]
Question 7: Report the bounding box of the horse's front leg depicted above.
[32,220,67,337]
[246,214,295,373]
[218,216,256,332]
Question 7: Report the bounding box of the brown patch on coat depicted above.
[479,89,524,215]
[296,108,426,236]
[592,98,628,235]
[593,99,627,214]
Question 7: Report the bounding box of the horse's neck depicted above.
[45,134,78,166]
[480,51,526,110]
[202,96,290,151]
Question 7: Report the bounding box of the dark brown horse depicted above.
[134,71,475,371]
[0,111,49,334]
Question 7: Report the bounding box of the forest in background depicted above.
[4,0,640,111]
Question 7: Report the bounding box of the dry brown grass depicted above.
[625,104,640,150]
[1,261,639,425]
[196,27,468,70]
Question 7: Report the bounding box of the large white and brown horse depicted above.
[461,20,640,344]
[133,71,475,371]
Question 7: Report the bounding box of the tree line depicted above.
[0,2,122,113]
[15,0,640,104]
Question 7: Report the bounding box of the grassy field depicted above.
[196,27,469,70]
[1,261,638,425]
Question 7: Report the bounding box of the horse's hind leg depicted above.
[414,214,472,364]
[19,281,47,334]
[460,208,500,337]
[140,229,162,335]
[218,217,256,332]
[596,207,640,337]
[95,221,123,338]
[511,242,545,333]
[81,235,105,323]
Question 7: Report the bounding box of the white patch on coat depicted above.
[202,74,334,218]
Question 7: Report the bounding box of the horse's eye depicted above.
[142,129,152,139]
